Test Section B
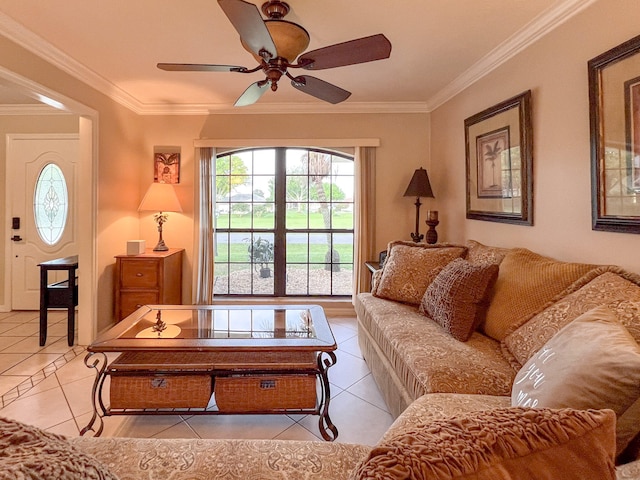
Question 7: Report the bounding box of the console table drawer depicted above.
[119,292,159,319]
[120,260,160,288]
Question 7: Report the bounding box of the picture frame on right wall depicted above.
[589,34,640,233]
[464,90,533,225]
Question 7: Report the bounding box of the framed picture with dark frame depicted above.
[589,34,640,233]
[154,151,180,184]
[464,90,533,225]
[625,75,640,193]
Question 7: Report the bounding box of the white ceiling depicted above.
[0,0,595,114]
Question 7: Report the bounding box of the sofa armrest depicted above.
[72,437,370,480]
[381,393,510,442]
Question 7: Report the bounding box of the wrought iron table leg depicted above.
[80,352,108,437]
[317,351,338,441]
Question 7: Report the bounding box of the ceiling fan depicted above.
[157,0,392,106]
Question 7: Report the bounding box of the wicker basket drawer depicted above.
[110,374,212,409]
[215,375,316,412]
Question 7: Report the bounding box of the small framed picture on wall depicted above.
[464,90,533,226]
[154,148,180,184]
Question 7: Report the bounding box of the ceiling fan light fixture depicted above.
[242,19,309,63]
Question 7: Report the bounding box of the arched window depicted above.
[214,147,354,296]
[33,163,68,246]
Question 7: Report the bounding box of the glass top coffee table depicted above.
[81,304,338,440]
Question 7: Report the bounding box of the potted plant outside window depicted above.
[246,237,274,278]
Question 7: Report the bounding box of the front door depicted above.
[7,134,79,310]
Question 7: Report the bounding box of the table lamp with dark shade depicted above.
[403,167,435,243]
[138,182,183,251]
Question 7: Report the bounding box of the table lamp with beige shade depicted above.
[138,182,183,251]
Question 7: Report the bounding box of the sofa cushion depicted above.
[355,293,516,399]
[73,437,370,480]
[350,407,616,480]
[372,241,466,305]
[502,268,640,367]
[381,393,510,443]
[511,305,640,458]
[419,258,499,341]
[0,416,118,480]
[481,248,596,341]
[465,239,509,266]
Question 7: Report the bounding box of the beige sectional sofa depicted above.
[355,239,640,475]
[3,239,640,478]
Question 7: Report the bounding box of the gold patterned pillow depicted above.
[372,241,466,305]
[511,305,640,459]
[481,248,596,341]
[419,258,499,341]
[502,269,640,368]
[465,239,509,266]
[350,407,616,480]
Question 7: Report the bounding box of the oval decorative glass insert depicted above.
[34,163,68,245]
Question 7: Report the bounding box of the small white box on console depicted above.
[126,240,146,255]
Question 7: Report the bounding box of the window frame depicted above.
[214,147,354,297]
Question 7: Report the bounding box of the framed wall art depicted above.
[154,147,181,184]
[464,90,533,225]
[589,34,640,233]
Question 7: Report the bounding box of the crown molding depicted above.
[0,11,145,113]
[0,104,65,115]
[139,101,430,115]
[426,0,598,111]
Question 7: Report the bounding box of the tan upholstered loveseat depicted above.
[3,396,640,479]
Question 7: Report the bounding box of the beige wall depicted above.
[430,0,640,274]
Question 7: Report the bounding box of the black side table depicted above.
[364,262,381,292]
[38,255,78,346]
[364,261,381,274]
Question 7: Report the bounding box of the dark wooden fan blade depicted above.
[234,81,270,106]
[218,0,277,59]
[157,63,248,72]
[299,34,391,70]
[291,75,351,104]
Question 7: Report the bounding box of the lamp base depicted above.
[410,232,424,243]
[153,213,169,251]
[153,239,169,252]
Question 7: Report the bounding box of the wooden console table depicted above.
[38,255,78,346]
[114,249,183,321]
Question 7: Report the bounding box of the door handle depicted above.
[11,235,22,242]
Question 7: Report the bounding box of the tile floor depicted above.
[0,309,394,445]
